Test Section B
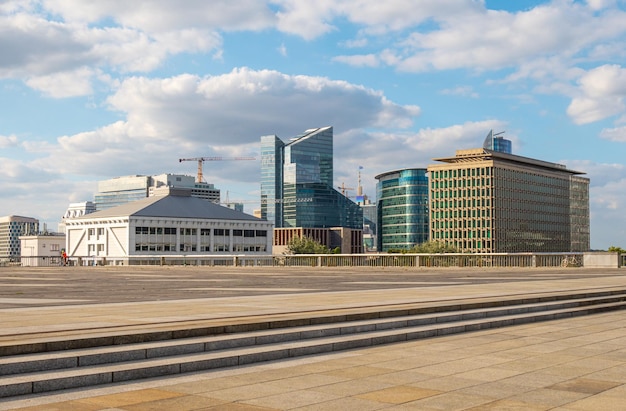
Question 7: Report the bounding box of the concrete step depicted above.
[0,292,625,398]
[2,291,625,376]
[2,288,625,357]
[1,300,624,397]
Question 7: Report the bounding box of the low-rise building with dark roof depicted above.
[65,187,273,265]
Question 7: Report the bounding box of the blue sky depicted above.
[1,0,625,249]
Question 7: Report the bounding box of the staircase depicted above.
[2,289,625,398]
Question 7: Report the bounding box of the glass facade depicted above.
[483,130,512,154]
[428,149,590,253]
[260,135,284,226]
[375,169,429,252]
[261,127,362,230]
[570,176,591,252]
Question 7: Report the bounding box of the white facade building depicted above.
[19,234,66,266]
[65,187,273,265]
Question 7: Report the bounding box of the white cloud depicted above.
[26,67,94,97]
[0,134,18,148]
[440,86,479,98]
[332,54,379,68]
[40,0,275,32]
[26,69,419,179]
[600,126,626,142]
[567,64,626,124]
[277,43,287,57]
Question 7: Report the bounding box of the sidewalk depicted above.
[1,267,625,410]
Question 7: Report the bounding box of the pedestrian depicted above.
[61,250,68,266]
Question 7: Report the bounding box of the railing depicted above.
[3,252,616,268]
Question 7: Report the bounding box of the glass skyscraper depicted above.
[260,127,362,229]
[375,169,429,252]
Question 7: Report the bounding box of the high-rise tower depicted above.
[260,126,362,230]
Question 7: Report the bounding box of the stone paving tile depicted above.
[400,391,495,410]
[288,396,388,411]
[69,388,184,408]
[548,378,621,395]
[584,365,626,383]
[407,375,483,391]
[507,388,591,408]
[195,381,293,402]
[361,369,434,386]
[307,378,394,397]
[456,380,535,399]
[122,393,228,410]
[450,366,526,383]
[355,385,442,404]
[240,389,342,409]
[464,399,550,410]
[318,365,394,380]
[497,371,571,389]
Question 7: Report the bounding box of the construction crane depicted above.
[337,182,355,197]
[178,156,255,183]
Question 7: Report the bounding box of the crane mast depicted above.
[178,156,255,183]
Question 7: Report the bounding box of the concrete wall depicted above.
[583,252,620,268]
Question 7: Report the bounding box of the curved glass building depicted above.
[375,169,429,252]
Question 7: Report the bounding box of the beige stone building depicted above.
[427,148,590,253]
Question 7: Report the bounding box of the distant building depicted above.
[95,175,150,211]
[65,187,272,265]
[261,127,363,230]
[375,169,429,252]
[428,148,590,253]
[95,174,221,211]
[63,201,97,219]
[150,174,220,203]
[273,227,363,254]
[483,129,512,154]
[59,201,97,233]
[0,216,39,261]
[260,126,363,253]
[361,203,377,252]
[19,234,66,266]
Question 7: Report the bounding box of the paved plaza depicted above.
[0,265,625,410]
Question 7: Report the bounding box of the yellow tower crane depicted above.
[178,156,256,183]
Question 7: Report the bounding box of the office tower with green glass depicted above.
[260,127,362,230]
[375,169,429,252]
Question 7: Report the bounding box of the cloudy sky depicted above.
[1,0,625,250]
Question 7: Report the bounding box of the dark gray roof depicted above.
[77,194,261,221]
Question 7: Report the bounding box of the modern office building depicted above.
[0,215,39,260]
[65,187,272,265]
[361,202,377,252]
[428,148,590,253]
[260,127,363,252]
[483,129,512,154]
[95,174,221,211]
[260,134,285,227]
[95,175,150,211]
[375,169,429,252]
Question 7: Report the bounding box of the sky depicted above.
[1,0,625,250]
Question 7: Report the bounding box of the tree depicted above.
[608,246,626,253]
[409,241,459,254]
[286,236,330,254]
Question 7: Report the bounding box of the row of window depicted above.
[134,244,267,252]
[431,167,492,179]
[134,227,268,237]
